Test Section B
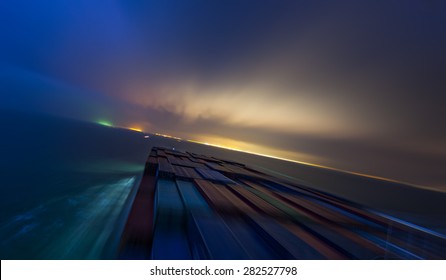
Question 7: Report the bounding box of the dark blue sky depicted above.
[1,0,445,188]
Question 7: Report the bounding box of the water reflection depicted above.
[0,111,150,259]
[0,177,136,259]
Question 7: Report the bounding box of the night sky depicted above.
[1,1,445,188]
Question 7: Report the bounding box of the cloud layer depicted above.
[1,0,445,188]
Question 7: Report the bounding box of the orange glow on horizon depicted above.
[128,127,143,132]
[185,135,441,192]
[187,134,324,165]
[147,132,442,192]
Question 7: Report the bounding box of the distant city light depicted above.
[97,120,113,127]
[154,133,182,140]
[128,127,143,132]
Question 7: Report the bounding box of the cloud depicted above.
[1,0,446,187]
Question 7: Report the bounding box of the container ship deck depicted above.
[118,146,446,259]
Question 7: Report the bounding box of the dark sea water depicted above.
[0,111,150,259]
[1,111,445,259]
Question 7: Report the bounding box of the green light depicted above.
[97,120,113,127]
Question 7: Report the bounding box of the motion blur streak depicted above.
[0,177,135,259]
